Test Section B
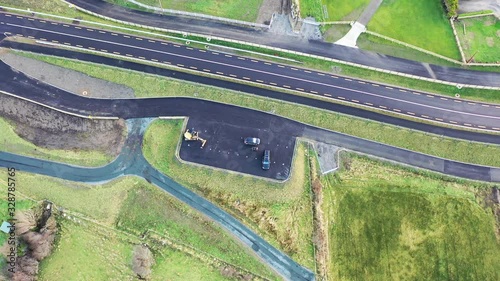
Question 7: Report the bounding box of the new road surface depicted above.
[66,0,500,88]
[1,12,500,133]
[1,61,499,183]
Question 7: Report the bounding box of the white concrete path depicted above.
[334,21,366,48]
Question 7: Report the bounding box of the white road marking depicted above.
[10,22,498,122]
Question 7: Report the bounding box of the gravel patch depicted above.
[313,141,341,174]
[0,51,135,99]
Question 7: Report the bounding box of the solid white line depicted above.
[9,22,499,121]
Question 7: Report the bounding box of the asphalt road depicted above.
[181,115,297,180]
[1,53,500,280]
[3,42,500,146]
[66,0,500,88]
[1,12,500,132]
[0,61,499,183]
[0,118,315,281]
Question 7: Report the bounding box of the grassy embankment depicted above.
[369,0,461,60]
[0,117,115,167]
[131,0,263,22]
[18,53,500,168]
[143,119,316,269]
[321,154,500,280]
[0,170,279,280]
[300,0,371,21]
[454,15,500,63]
[4,0,500,99]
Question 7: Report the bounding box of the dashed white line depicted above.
[148,39,155,43]
[243,77,251,80]
[379,105,387,109]
[203,69,211,72]
[385,86,393,90]
[310,90,318,94]
[393,109,401,112]
[63,24,70,27]
[482,104,490,107]
[421,115,430,118]
[426,95,434,98]
[449,120,457,124]
[372,84,379,87]
[464,123,472,126]
[399,89,407,92]
[291,68,298,71]
[176,63,184,67]
[216,71,224,75]
[345,78,352,81]
[407,112,415,115]
[435,118,443,121]
[135,37,142,40]
[296,88,305,91]
[251,60,258,62]
[230,74,237,77]
[283,85,291,88]
[111,33,118,36]
[139,56,146,59]
[278,65,285,68]
[324,94,332,97]
[317,73,325,76]
[440,97,448,100]
[338,96,345,100]
[270,82,277,86]
[256,79,264,83]
[358,81,366,84]
[364,102,373,106]
[151,58,158,62]
[352,99,359,103]
[237,57,245,60]
[189,66,197,69]
[264,62,272,65]
[225,54,232,57]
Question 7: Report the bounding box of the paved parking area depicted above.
[179,116,296,180]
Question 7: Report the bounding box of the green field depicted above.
[455,15,500,63]
[322,155,500,280]
[322,0,371,21]
[0,170,278,279]
[18,53,500,168]
[0,117,115,167]
[143,119,316,268]
[133,0,263,22]
[369,0,461,59]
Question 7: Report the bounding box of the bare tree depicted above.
[11,255,39,281]
[132,245,154,280]
[22,231,55,261]
[14,210,38,236]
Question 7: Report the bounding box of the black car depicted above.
[244,137,261,146]
[262,150,271,170]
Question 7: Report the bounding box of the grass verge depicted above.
[0,169,279,279]
[143,119,316,269]
[18,52,500,168]
[122,0,264,22]
[455,15,500,63]
[322,154,500,280]
[321,0,371,21]
[0,117,115,167]
[368,0,461,59]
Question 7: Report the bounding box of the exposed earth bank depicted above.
[0,94,126,156]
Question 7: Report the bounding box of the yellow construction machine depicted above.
[184,128,207,148]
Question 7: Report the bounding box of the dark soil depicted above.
[0,94,126,156]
